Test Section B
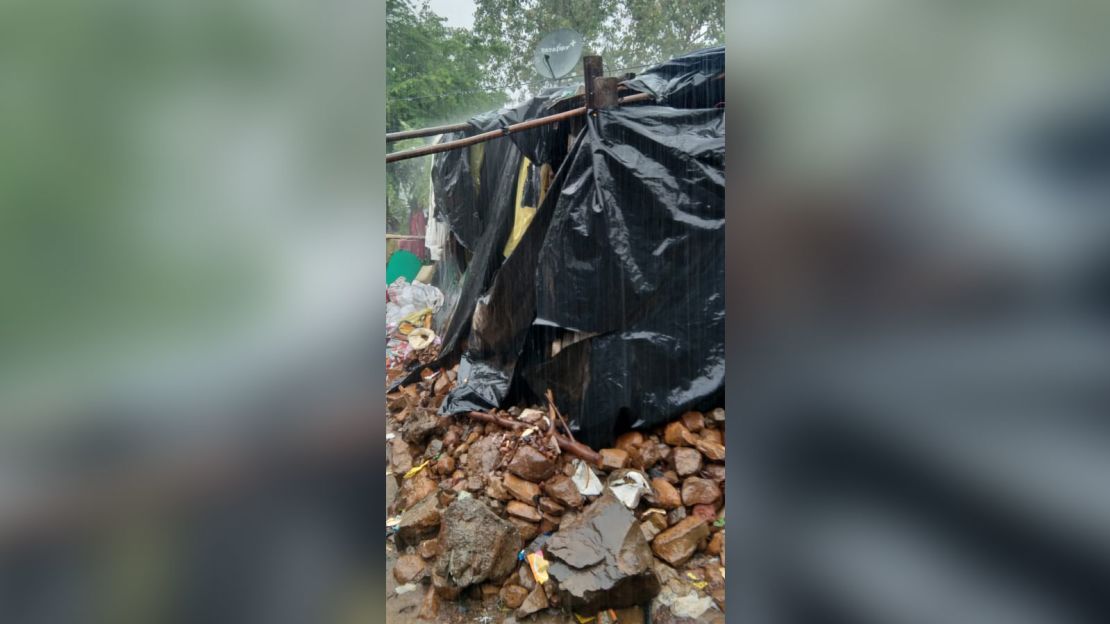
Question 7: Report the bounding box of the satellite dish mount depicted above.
[533,29,584,80]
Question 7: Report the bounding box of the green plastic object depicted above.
[386,249,422,285]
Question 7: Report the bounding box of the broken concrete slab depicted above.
[434,497,521,591]
[545,491,660,612]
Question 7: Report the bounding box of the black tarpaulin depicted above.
[390,135,523,390]
[469,85,576,167]
[526,106,725,447]
[624,46,724,109]
[439,130,587,415]
[441,105,725,448]
[414,47,726,448]
[431,131,484,251]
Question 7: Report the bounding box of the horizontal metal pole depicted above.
[386,92,653,164]
[386,121,473,143]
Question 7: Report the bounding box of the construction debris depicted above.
[546,490,661,612]
[386,363,726,622]
[571,459,604,496]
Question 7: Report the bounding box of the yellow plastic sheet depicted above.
[503,157,538,257]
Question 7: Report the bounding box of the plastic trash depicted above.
[408,328,436,351]
[526,551,550,584]
[606,470,652,509]
[571,459,604,496]
[386,277,445,331]
[403,460,429,479]
[386,249,422,285]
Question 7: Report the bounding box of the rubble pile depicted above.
[385,277,444,382]
[386,366,726,623]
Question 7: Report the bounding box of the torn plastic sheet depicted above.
[437,131,584,414]
[425,49,725,449]
[440,106,725,448]
[390,135,524,390]
[427,135,521,359]
[571,459,604,496]
[469,85,574,167]
[431,131,482,251]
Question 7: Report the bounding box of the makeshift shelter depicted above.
[394,47,725,448]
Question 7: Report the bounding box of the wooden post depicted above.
[593,77,620,109]
[582,55,603,110]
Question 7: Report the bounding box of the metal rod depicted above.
[386,92,652,164]
[467,411,602,465]
[545,388,578,445]
[386,121,473,143]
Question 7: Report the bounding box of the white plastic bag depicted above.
[386,277,444,329]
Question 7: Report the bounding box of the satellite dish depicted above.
[533,29,584,79]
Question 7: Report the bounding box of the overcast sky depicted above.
[427,0,475,29]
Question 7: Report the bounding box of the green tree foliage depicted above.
[386,0,724,233]
[386,0,504,232]
[387,0,505,132]
[472,0,724,92]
